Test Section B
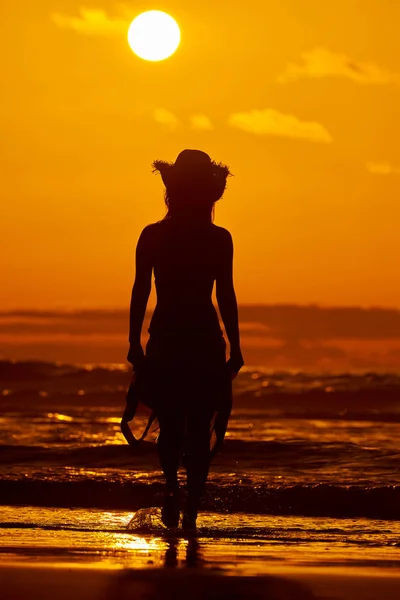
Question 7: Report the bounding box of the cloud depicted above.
[51,7,129,36]
[228,109,332,143]
[190,114,213,130]
[4,305,400,341]
[278,47,399,85]
[153,108,179,129]
[367,162,400,175]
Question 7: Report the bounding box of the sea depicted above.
[1,360,400,573]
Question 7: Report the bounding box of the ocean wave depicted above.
[1,439,399,465]
[1,439,399,491]
[1,477,399,520]
[2,359,400,418]
[2,359,400,392]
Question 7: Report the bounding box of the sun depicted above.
[128,11,181,62]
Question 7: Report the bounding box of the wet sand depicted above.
[2,563,400,600]
[2,506,400,599]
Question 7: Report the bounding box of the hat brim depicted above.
[152,159,231,189]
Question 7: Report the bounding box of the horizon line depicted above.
[0,303,400,316]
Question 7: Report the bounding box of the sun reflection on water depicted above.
[115,535,164,552]
[46,413,74,422]
[3,506,400,574]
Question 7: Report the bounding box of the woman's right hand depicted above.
[127,343,145,371]
[227,349,244,380]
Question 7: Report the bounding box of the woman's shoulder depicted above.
[136,222,165,252]
[211,224,233,244]
[140,221,165,238]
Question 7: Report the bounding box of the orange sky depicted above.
[1,1,400,309]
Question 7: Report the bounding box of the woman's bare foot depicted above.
[161,491,180,528]
[182,507,197,532]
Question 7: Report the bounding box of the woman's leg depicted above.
[156,404,185,528]
[157,406,185,493]
[184,405,214,524]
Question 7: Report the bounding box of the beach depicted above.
[3,563,400,600]
[2,507,400,600]
[1,361,400,598]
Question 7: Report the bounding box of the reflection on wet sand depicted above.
[163,538,203,569]
[107,567,316,600]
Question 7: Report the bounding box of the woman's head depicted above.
[152,149,231,222]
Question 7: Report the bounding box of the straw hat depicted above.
[152,149,231,201]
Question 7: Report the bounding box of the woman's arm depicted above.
[216,229,244,377]
[127,226,153,369]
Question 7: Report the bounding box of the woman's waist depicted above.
[149,305,221,331]
[148,322,223,338]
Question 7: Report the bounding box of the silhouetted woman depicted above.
[125,149,243,530]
